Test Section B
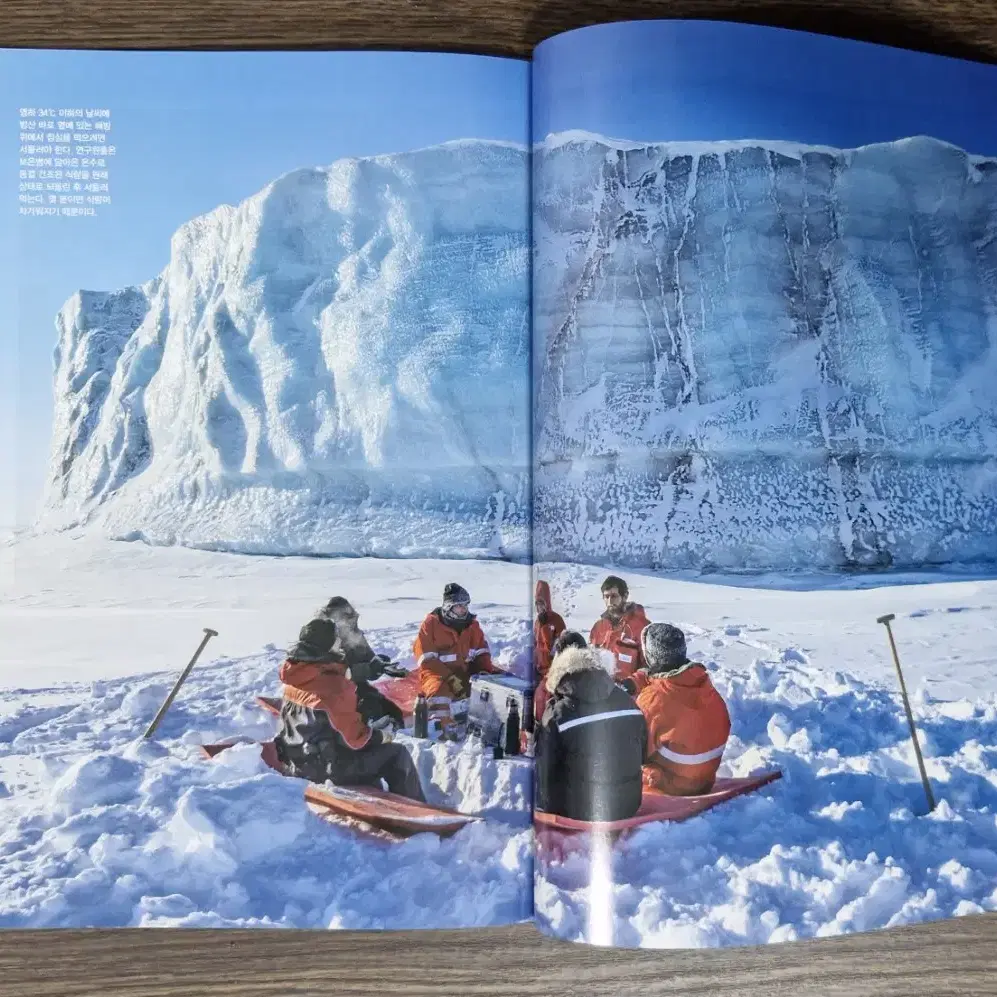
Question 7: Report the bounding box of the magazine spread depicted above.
[2,19,997,949]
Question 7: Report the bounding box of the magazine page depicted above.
[530,19,997,948]
[1,48,535,930]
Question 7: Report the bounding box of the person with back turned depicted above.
[274,616,426,801]
[535,642,647,822]
[625,623,731,797]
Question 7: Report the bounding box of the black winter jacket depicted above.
[535,646,647,822]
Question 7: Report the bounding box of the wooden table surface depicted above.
[3,1,997,993]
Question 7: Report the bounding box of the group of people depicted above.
[533,575,732,822]
[268,574,732,821]
[272,583,512,802]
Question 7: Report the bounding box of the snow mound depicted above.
[37,141,529,561]
[534,131,997,572]
[49,753,143,816]
[0,619,532,929]
[536,656,997,948]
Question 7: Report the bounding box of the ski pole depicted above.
[143,628,219,739]
[877,613,936,813]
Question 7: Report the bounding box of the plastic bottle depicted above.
[413,693,429,739]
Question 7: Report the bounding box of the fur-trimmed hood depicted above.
[545,645,615,693]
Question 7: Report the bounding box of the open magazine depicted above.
[2,18,997,948]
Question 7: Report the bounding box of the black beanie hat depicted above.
[288,617,338,662]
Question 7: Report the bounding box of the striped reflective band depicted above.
[439,654,458,663]
[558,708,644,733]
[417,652,438,665]
[656,743,725,765]
[467,647,489,659]
[617,653,633,663]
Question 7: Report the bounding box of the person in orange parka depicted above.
[273,617,426,801]
[413,583,507,709]
[532,580,566,720]
[625,623,731,797]
[589,575,651,681]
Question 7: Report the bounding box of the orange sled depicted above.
[304,783,479,839]
[534,771,782,835]
[199,738,479,842]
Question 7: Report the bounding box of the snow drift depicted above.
[534,131,997,572]
[0,639,533,929]
[535,656,997,948]
[39,140,530,560]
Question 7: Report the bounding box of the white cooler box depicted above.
[468,673,532,746]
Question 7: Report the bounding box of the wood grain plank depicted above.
[2,0,997,993]
[0,0,995,61]
[1,917,996,995]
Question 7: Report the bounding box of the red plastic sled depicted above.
[254,696,282,716]
[199,738,285,772]
[200,738,479,841]
[304,783,480,839]
[534,771,782,835]
[373,670,421,717]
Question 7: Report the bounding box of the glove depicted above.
[380,663,409,679]
[377,727,394,744]
[371,715,401,734]
[376,652,393,664]
[618,678,637,696]
[446,673,470,698]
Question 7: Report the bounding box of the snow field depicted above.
[0,619,533,929]
[4,534,997,941]
[533,563,997,947]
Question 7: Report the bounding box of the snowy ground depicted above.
[534,561,997,948]
[0,531,532,929]
[0,530,533,689]
[3,532,997,941]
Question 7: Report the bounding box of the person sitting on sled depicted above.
[533,628,586,722]
[274,616,426,802]
[316,596,408,730]
[625,623,731,797]
[413,583,507,718]
[589,575,651,682]
[535,642,647,822]
[532,579,566,719]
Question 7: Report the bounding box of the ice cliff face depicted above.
[40,140,530,559]
[534,132,997,572]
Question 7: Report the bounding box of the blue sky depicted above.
[533,20,997,155]
[1,50,528,526]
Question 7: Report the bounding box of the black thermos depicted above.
[414,693,429,739]
[503,696,520,756]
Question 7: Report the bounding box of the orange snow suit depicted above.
[413,609,503,704]
[279,658,376,751]
[533,580,565,720]
[632,664,731,796]
[590,603,651,680]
